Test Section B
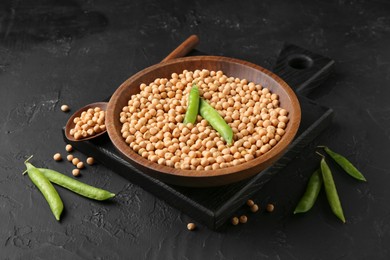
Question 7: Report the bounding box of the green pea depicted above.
[294,168,322,214]
[199,98,233,145]
[321,146,367,182]
[38,168,115,201]
[320,156,346,223]
[24,161,63,221]
[183,84,200,124]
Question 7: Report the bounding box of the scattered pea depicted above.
[250,204,259,213]
[86,157,95,165]
[266,203,275,212]
[72,169,80,177]
[231,217,239,225]
[239,215,248,223]
[65,144,73,152]
[61,105,70,112]
[76,162,84,169]
[246,199,255,207]
[72,158,80,166]
[187,223,196,231]
[67,154,74,161]
[53,153,62,161]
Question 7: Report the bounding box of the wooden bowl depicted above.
[65,102,108,142]
[106,56,301,187]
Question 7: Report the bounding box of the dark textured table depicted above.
[1,0,390,259]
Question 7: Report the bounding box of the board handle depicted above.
[272,43,335,96]
[161,35,200,63]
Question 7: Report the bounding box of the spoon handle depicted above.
[161,35,199,63]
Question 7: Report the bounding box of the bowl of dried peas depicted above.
[106,56,301,187]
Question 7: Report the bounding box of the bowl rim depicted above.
[106,55,301,180]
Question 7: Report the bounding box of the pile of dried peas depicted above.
[120,69,289,170]
[70,107,106,140]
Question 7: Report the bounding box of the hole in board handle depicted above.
[287,54,313,70]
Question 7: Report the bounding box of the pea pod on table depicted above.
[294,168,322,214]
[199,98,233,145]
[38,168,115,201]
[319,155,346,223]
[23,159,64,221]
[319,146,367,182]
[183,84,200,124]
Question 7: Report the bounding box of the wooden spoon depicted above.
[65,102,108,142]
[65,35,199,142]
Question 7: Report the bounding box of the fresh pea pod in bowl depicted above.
[183,84,200,125]
[199,98,233,145]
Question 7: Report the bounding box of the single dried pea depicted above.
[239,215,248,223]
[187,223,196,231]
[250,204,259,213]
[72,158,80,166]
[61,105,70,112]
[246,199,255,207]
[65,144,73,152]
[76,162,84,169]
[266,203,275,212]
[86,157,95,165]
[72,169,80,177]
[53,153,62,161]
[231,217,239,225]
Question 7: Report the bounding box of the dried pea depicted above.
[187,223,196,231]
[239,215,248,223]
[231,217,239,225]
[53,153,62,161]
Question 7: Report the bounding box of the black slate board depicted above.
[63,44,334,230]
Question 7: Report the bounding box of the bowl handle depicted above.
[273,43,335,96]
[161,35,200,63]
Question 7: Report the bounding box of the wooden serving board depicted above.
[63,43,334,230]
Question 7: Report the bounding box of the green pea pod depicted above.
[38,168,115,201]
[320,157,346,223]
[199,98,233,145]
[294,168,322,214]
[321,146,367,182]
[183,85,200,124]
[24,162,63,221]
